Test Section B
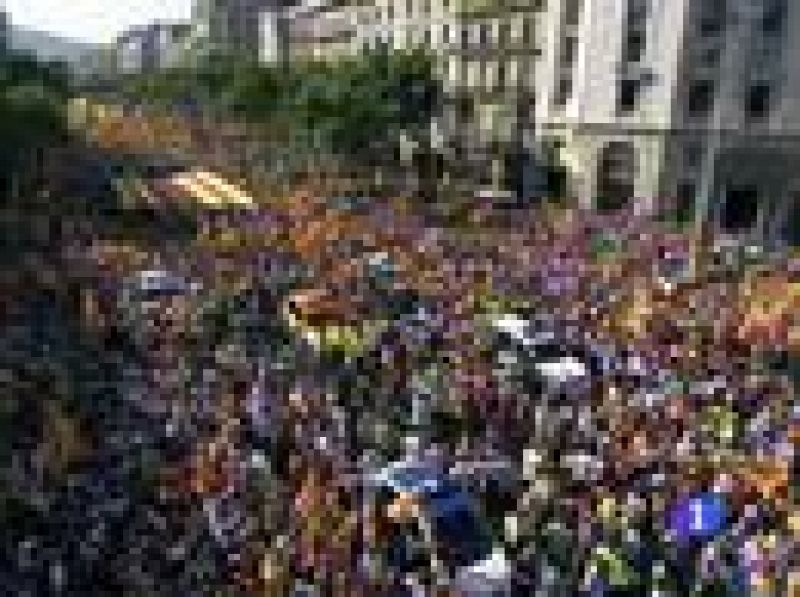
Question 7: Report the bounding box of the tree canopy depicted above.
[121,48,442,162]
[0,47,72,182]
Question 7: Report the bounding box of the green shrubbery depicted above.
[0,48,71,184]
[122,48,441,165]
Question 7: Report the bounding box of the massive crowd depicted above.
[5,161,800,595]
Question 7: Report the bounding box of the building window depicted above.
[596,141,637,211]
[762,0,787,36]
[563,0,582,26]
[479,23,490,47]
[622,0,649,63]
[522,19,531,46]
[676,181,696,203]
[687,80,714,115]
[700,46,721,67]
[617,79,640,113]
[555,77,573,106]
[623,32,645,63]
[721,185,760,232]
[699,0,726,36]
[629,0,649,21]
[675,181,696,223]
[497,62,506,91]
[555,0,582,107]
[746,83,772,119]
[784,197,800,246]
[684,143,702,169]
[442,23,450,44]
[498,21,510,46]
[561,35,577,64]
[457,95,473,120]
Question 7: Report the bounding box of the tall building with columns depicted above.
[535,0,800,239]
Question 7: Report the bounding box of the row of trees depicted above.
[120,49,441,172]
[117,47,576,206]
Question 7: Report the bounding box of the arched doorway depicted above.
[595,141,636,211]
[720,184,760,233]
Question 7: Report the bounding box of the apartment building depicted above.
[116,23,193,74]
[186,0,293,62]
[284,0,455,64]
[446,1,544,189]
[535,0,800,238]
[282,0,544,189]
[283,0,360,61]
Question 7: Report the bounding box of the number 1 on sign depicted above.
[691,500,703,532]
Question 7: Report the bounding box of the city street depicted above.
[3,1,800,593]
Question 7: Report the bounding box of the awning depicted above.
[168,169,254,208]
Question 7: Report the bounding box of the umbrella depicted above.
[128,269,190,299]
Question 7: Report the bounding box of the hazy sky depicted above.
[2,0,195,44]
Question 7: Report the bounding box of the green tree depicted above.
[118,47,442,188]
[0,48,71,183]
[282,48,441,186]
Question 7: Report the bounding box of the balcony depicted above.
[455,0,545,19]
[451,20,538,60]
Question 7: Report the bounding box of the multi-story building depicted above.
[116,23,193,73]
[283,0,359,61]
[282,0,544,190]
[445,0,544,190]
[535,0,800,238]
[284,0,453,63]
[187,0,293,63]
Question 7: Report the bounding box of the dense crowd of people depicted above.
[4,162,800,594]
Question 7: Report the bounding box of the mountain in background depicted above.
[2,15,114,78]
[8,24,102,64]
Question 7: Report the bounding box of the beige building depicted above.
[284,0,461,65]
[184,0,290,63]
[283,0,363,61]
[116,23,193,74]
[535,0,800,239]
[443,1,543,188]
[282,0,544,188]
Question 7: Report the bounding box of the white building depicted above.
[186,0,292,63]
[116,23,192,73]
[535,0,800,238]
[282,1,539,111]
